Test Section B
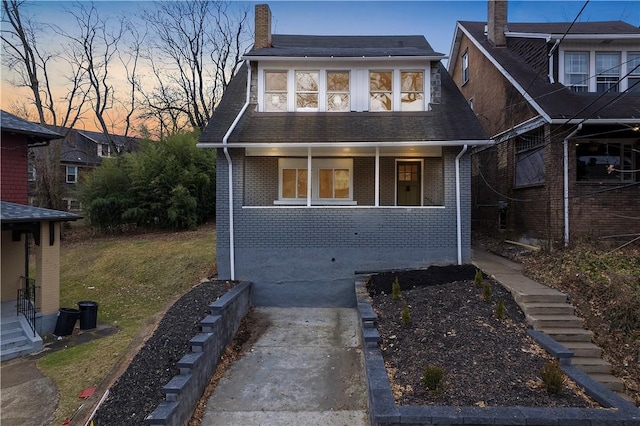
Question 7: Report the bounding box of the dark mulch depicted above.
[91,280,236,426]
[367,266,598,408]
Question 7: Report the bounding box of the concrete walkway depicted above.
[201,307,369,426]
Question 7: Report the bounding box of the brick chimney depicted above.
[254,4,272,50]
[487,0,507,47]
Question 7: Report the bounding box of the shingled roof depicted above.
[457,21,640,121]
[200,62,488,145]
[1,110,61,142]
[0,201,80,223]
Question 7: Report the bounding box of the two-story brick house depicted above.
[448,0,640,247]
[1,110,80,360]
[199,5,490,307]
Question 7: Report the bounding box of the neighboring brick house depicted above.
[199,5,490,307]
[1,110,80,359]
[30,128,142,211]
[448,0,640,247]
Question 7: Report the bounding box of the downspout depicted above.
[547,38,560,83]
[455,144,468,265]
[563,123,582,247]
[222,61,252,280]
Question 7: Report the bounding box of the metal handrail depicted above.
[17,277,37,337]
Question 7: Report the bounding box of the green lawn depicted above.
[37,223,216,424]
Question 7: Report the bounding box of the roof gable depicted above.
[1,110,61,141]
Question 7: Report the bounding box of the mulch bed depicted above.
[91,280,236,426]
[366,265,598,407]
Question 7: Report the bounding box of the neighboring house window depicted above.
[265,71,288,112]
[628,52,640,92]
[326,71,350,112]
[596,52,620,93]
[28,164,36,181]
[66,166,78,183]
[400,71,424,111]
[514,131,545,187]
[576,141,638,182]
[462,51,469,85]
[278,158,353,202]
[98,143,111,157]
[564,52,589,92]
[296,71,319,111]
[369,71,393,111]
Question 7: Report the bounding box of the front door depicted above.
[397,161,421,206]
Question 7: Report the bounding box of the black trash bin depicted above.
[77,301,99,330]
[54,308,80,336]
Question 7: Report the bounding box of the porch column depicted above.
[375,146,380,207]
[34,221,60,317]
[307,147,312,207]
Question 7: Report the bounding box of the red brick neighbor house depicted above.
[1,110,80,360]
[199,5,490,307]
[448,1,640,247]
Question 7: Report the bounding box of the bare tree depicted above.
[139,0,250,132]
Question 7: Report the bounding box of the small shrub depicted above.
[495,298,506,319]
[540,360,565,394]
[421,364,444,391]
[474,269,484,288]
[392,276,401,300]
[401,300,412,325]
[482,282,492,302]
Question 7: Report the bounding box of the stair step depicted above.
[527,314,583,329]
[571,357,612,374]
[0,344,36,362]
[523,303,574,316]
[1,327,24,341]
[0,335,28,350]
[589,373,625,392]
[514,292,567,304]
[538,327,593,342]
[1,318,21,331]
[559,342,602,358]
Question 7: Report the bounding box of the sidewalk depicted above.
[201,307,369,426]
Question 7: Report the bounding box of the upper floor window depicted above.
[296,71,319,111]
[596,52,620,93]
[370,71,393,111]
[628,52,640,92]
[565,52,589,92]
[28,164,36,182]
[98,143,111,157]
[265,71,288,112]
[401,71,424,111]
[462,51,469,85]
[66,166,78,184]
[326,71,350,112]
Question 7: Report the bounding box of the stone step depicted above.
[559,341,603,358]
[513,292,567,305]
[537,327,593,342]
[523,303,574,316]
[589,373,625,392]
[0,327,24,341]
[526,314,583,329]
[571,357,612,374]
[0,335,28,351]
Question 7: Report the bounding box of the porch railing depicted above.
[17,277,37,337]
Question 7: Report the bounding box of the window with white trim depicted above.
[462,51,469,85]
[576,141,639,182]
[369,71,393,111]
[565,52,589,92]
[28,163,36,181]
[596,52,620,93]
[296,71,319,111]
[265,71,288,112]
[628,52,640,92]
[66,166,78,184]
[326,71,350,111]
[98,143,111,157]
[400,71,424,111]
[278,158,353,203]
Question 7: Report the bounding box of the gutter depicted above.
[563,124,582,247]
[455,144,468,265]
[547,38,561,83]
[221,61,252,280]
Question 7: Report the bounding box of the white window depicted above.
[265,71,288,112]
[400,71,424,111]
[28,164,36,181]
[66,166,78,184]
[462,51,469,84]
[628,52,640,92]
[98,143,111,157]
[369,71,393,111]
[596,52,620,93]
[295,71,319,111]
[565,52,589,92]
[278,158,353,203]
[326,71,350,112]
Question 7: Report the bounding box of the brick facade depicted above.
[1,134,29,204]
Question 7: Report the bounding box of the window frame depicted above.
[277,158,354,204]
[326,70,351,112]
[295,70,319,112]
[628,52,640,92]
[264,70,289,112]
[575,140,638,183]
[369,70,394,112]
[564,51,590,92]
[28,163,36,182]
[400,70,425,111]
[462,50,469,85]
[595,52,620,93]
[66,165,78,184]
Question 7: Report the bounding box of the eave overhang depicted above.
[242,55,447,62]
[197,140,493,149]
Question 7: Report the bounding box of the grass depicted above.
[37,223,216,424]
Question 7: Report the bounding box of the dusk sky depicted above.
[2,1,639,133]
